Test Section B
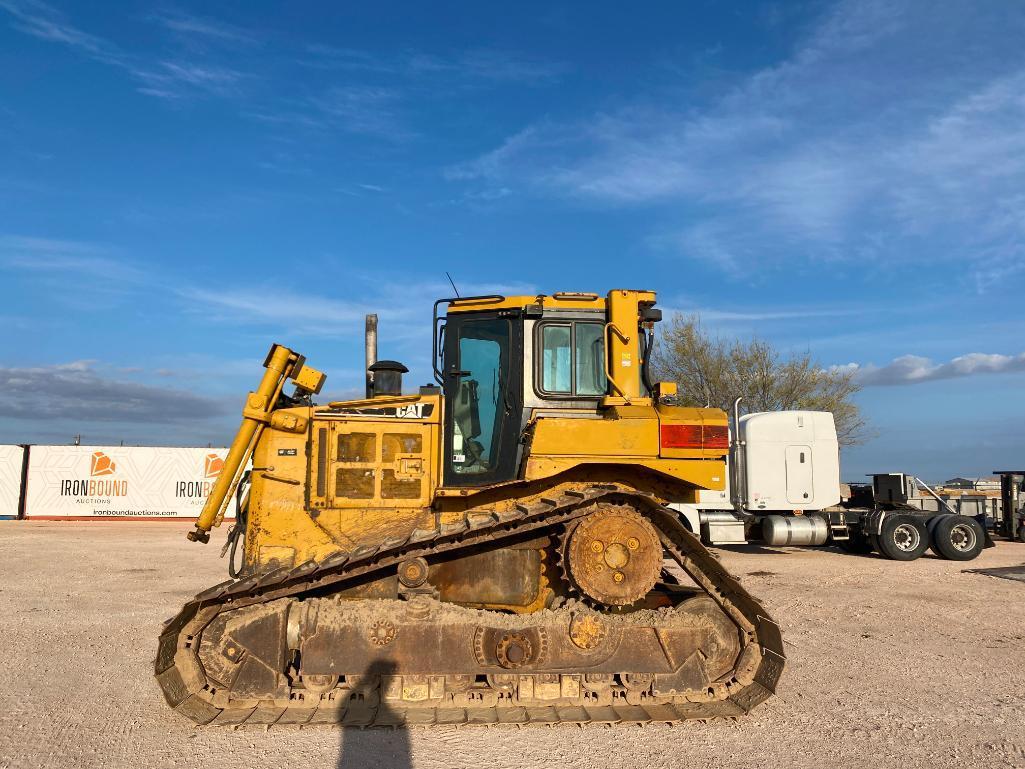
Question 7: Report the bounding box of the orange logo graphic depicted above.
[90,451,116,477]
[204,454,224,479]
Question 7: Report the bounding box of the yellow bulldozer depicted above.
[156,289,784,726]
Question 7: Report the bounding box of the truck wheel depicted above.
[877,515,929,561]
[838,530,874,554]
[930,515,984,561]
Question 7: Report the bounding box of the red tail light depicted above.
[660,424,729,450]
[660,424,701,448]
[704,425,729,449]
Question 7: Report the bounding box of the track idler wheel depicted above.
[564,505,662,607]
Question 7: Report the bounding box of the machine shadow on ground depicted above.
[337,660,412,769]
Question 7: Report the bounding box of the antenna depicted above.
[445,271,461,298]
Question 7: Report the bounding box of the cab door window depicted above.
[449,318,511,477]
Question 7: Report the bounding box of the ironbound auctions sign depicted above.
[0,445,24,518]
[24,446,238,519]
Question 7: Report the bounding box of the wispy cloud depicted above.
[1,0,251,101]
[840,352,1025,386]
[183,286,375,332]
[133,60,246,100]
[0,234,100,254]
[662,304,861,323]
[0,0,123,62]
[251,87,413,140]
[0,234,148,282]
[151,10,258,45]
[180,277,538,341]
[2,234,537,342]
[301,45,566,85]
[310,86,411,140]
[433,49,567,84]
[2,3,561,140]
[445,123,564,182]
[331,182,391,197]
[447,0,1025,286]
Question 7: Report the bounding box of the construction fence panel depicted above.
[23,445,238,520]
[0,445,25,519]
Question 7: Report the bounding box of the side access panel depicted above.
[784,445,814,505]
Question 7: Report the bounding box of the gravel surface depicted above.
[1,520,1023,769]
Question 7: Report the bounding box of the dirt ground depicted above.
[0,521,1023,769]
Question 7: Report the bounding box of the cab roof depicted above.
[445,291,654,314]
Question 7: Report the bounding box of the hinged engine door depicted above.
[309,420,434,511]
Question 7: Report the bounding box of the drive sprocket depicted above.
[561,504,662,607]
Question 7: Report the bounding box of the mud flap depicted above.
[978,514,996,549]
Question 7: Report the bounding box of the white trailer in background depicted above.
[669,405,993,562]
[0,445,26,520]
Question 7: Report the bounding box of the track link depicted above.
[156,485,784,727]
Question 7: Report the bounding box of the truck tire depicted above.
[877,514,929,561]
[930,515,984,561]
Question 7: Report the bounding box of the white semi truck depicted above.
[669,402,993,562]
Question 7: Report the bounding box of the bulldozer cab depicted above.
[434,291,658,488]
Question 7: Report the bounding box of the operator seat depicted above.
[452,378,486,470]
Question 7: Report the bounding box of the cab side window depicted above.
[541,325,571,392]
[538,322,607,398]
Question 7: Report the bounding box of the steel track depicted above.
[156,485,785,727]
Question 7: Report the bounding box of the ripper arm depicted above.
[187,344,323,544]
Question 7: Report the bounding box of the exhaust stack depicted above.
[731,396,748,514]
[365,313,378,398]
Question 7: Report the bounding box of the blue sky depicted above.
[1,0,1023,482]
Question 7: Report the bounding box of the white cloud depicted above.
[447,0,1025,283]
[841,352,1025,386]
[0,360,226,422]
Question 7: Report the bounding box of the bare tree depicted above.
[652,314,867,446]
